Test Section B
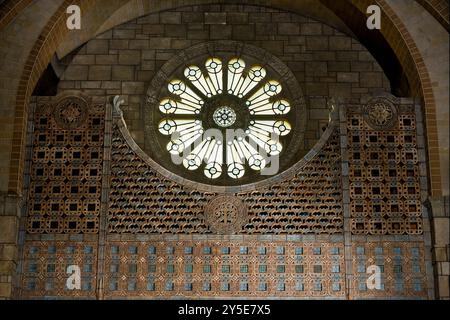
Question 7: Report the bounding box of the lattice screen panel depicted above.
[26,100,105,234]
[347,103,423,235]
[108,127,343,234]
[17,94,432,300]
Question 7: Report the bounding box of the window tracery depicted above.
[158,57,292,180]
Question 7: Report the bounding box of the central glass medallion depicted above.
[213,106,236,127]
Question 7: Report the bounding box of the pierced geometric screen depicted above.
[18,93,431,300]
[347,106,423,235]
[26,99,104,234]
[237,132,343,234]
[108,126,342,234]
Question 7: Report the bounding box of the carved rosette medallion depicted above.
[363,97,398,130]
[53,96,88,129]
[204,196,248,234]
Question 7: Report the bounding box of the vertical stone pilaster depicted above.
[96,99,113,300]
[337,98,353,299]
[428,196,450,299]
[12,97,38,299]
[0,194,21,299]
[414,97,436,299]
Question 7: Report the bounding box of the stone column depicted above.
[428,196,450,299]
[0,193,21,299]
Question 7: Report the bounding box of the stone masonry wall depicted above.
[0,194,20,299]
[57,3,390,150]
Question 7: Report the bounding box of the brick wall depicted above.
[57,3,390,150]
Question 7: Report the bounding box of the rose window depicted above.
[157,57,292,180]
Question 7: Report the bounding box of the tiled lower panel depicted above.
[19,241,98,299]
[349,241,428,299]
[103,240,345,299]
[18,239,429,299]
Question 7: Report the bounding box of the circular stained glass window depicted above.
[144,41,308,191]
[157,56,293,180]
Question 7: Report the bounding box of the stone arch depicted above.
[3,0,445,197]
[0,0,34,30]
[415,0,449,31]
